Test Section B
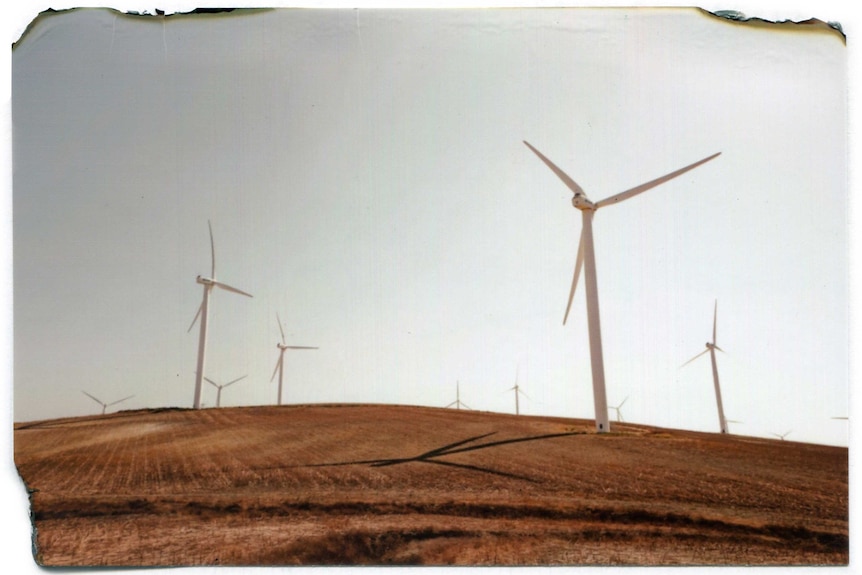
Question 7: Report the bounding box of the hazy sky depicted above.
[9,3,849,453]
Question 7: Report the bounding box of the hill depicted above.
[13,404,848,566]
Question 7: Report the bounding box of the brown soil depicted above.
[13,404,848,566]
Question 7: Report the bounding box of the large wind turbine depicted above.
[271,314,318,406]
[524,141,720,433]
[681,300,728,434]
[81,391,134,415]
[188,221,253,410]
[446,381,471,410]
[204,375,247,408]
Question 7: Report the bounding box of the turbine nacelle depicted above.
[571,193,596,211]
[197,275,214,286]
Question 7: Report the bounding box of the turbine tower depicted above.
[524,141,720,433]
[204,375,247,408]
[507,368,529,415]
[81,391,134,415]
[610,396,629,422]
[681,300,728,434]
[446,381,471,410]
[188,221,253,410]
[271,314,318,406]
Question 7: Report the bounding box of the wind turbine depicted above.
[271,314,318,406]
[772,430,792,441]
[81,391,134,415]
[507,368,530,415]
[204,375,247,408]
[446,381,471,410]
[681,300,728,434]
[524,141,720,433]
[188,220,253,410]
[610,396,629,422]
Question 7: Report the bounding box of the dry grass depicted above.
[14,404,848,566]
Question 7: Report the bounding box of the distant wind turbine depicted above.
[81,391,134,415]
[271,314,318,406]
[681,300,728,434]
[507,367,530,415]
[610,396,629,422]
[772,430,792,441]
[524,141,720,433]
[204,375,247,408]
[446,381,471,410]
[188,221,253,410]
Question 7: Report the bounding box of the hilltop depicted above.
[14,404,848,566]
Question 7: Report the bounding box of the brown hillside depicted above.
[14,404,848,566]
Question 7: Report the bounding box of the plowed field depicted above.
[13,404,848,566]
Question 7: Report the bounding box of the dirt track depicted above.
[14,404,848,566]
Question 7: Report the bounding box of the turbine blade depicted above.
[460,402,472,410]
[187,302,203,333]
[277,313,286,345]
[714,345,726,353]
[81,391,103,406]
[270,354,283,383]
[285,346,319,350]
[523,141,587,197]
[620,396,628,408]
[224,375,248,388]
[563,226,585,326]
[595,152,721,208]
[204,376,219,388]
[108,395,134,406]
[518,389,531,400]
[208,220,215,278]
[680,348,710,368]
[445,401,457,408]
[713,300,718,345]
[213,280,253,298]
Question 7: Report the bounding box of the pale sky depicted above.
[9,4,850,449]
[2,1,857,574]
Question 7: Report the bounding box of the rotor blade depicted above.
[204,376,219,388]
[285,346,319,350]
[208,220,215,278]
[523,141,587,197]
[460,402,472,410]
[213,280,253,298]
[270,354,283,383]
[563,225,585,326]
[445,401,457,408]
[619,396,628,408]
[108,395,134,406]
[224,375,248,388]
[81,391,104,406]
[277,313,286,345]
[680,348,710,368]
[518,388,530,400]
[187,302,203,333]
[714,345,726,354]
[595,152,721,208]
[713,300,718,345]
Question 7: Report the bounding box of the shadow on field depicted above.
[305,431,584,482]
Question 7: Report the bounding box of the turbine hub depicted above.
[571,193,596,211]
